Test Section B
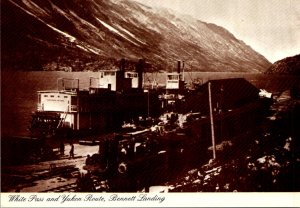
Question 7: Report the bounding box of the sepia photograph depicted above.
[1,0,300,207]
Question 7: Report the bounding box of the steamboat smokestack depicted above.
[177,60,181,74]
[136,59,144,90]
[119,58,126,86]
[120,58,126,72]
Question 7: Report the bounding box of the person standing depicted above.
[69,143,74,159]
[60,142,65,156]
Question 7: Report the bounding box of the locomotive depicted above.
[79,129,169,192]
[77,112,214,192]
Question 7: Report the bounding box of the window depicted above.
[44,95,48,97]
[38,94,41,103]
[104,71,115,76]
[50,95,54,97]
[168,75,179,80]
[64,96,68,98]
[126,72,138,78]
[168,80,178,83]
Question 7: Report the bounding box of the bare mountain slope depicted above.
[266,54,300,75]
[2,0,271,72]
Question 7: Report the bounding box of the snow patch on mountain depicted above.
[9,0,76,43]
[115,25,146,45]
[76,44,89,52]
[96,17,140,46]
[47,24,76,42]
[21,0,49,17]
[49,3,73,22]
[70,11,97,30]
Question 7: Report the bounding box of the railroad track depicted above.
[41,182,78,192]
[41,176,108,192]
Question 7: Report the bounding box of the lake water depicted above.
[2,71,299,137]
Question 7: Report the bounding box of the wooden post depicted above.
[147,89,150,118]
[182,61,185,81]
[208,82,216,159]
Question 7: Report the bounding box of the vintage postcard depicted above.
[1,0,300,207]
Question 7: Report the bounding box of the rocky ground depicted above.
[166,91,300,192]
[166,134,300,192]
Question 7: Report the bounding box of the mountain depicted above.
[2,0,271,72]
[266,54,300,75]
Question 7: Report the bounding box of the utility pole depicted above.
[208,82,216,159]
[147,89,150,118]
[182,61,185,81]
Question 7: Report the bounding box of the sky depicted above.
[134,0,300,63]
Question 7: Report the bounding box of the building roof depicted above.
[182,78,260,114]
[37,90,77,95]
